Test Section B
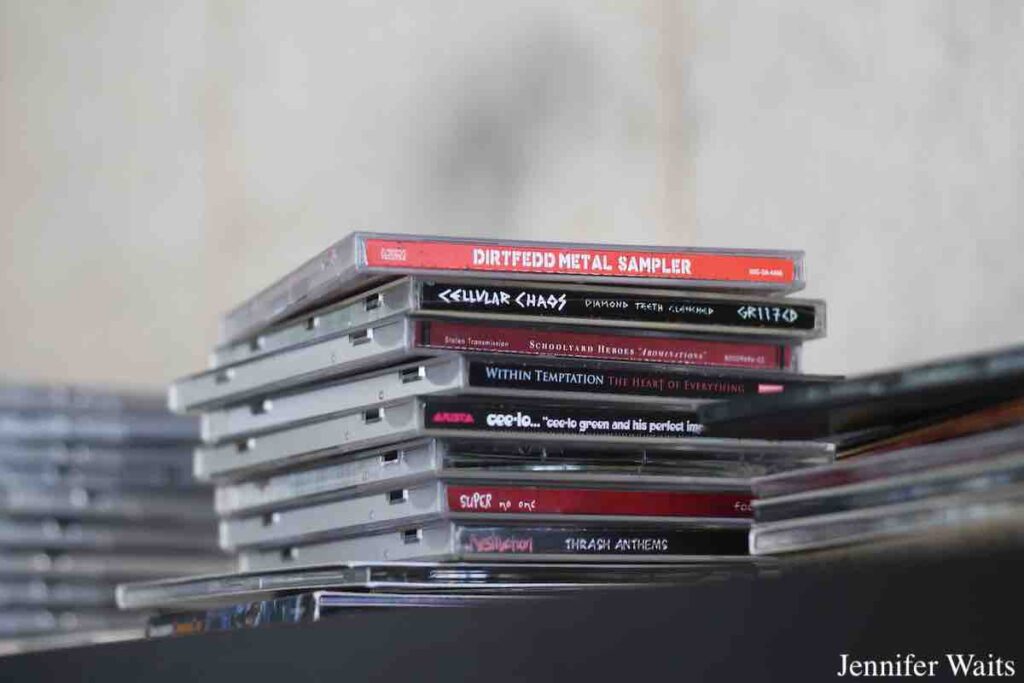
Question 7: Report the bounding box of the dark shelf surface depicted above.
[3,539,1022,682]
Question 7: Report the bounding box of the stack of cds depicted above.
[166,232,836,575]
[0,384,228,649]
[699,345,1024,557]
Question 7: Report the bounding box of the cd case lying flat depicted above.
[211,276,825,369]
[0,518,219,553]
[176,318,805,414]
[0,486,215,523]
[0,444,194,484]
[0,464,202,492]
[220,232,806,344]
[0,552,232,581]
[239,522,752,571]
[0,384,167,415]
[194,396,834,481]
[219,478,752,551]
[213,437,824,517]
[0,411,198,444]
[117,561,767,611]
[146,590,532,637]
[1,464,200,491]
[196,355,830,442]
[0,580,117,608]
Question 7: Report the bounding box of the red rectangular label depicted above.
[363,238,795,285]
[415,319,791,370]
[447,485,752,518]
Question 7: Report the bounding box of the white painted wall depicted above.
[690,0,1024,373]
[1,1,1020,385]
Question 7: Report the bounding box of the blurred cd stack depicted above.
[122,232,842,636]
[0,384,229,652]
[699,345,1024,558]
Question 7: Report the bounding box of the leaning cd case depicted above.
[219,232,807,344]
[194,395,834,481]
[211,276,824,369]
[174,317,807,413]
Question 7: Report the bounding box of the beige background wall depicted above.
[1,1,1021,387]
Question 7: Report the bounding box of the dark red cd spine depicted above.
[415,319,794,371]
[446,484,752,518]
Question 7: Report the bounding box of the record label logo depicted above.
[429,411,475,424]
[377,247,407,262]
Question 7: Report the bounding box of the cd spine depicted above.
[454,525,750,558]
[238,521,751,571]
[445,485,752,518]
[421,397,708,440]
[415,280,824,339]
[415,319,798,372]
[146,592,319,638]
[464,358,826,403]
[359,235,801,289]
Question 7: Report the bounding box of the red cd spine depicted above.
[362,238,796,286]
[446,485,752,518]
